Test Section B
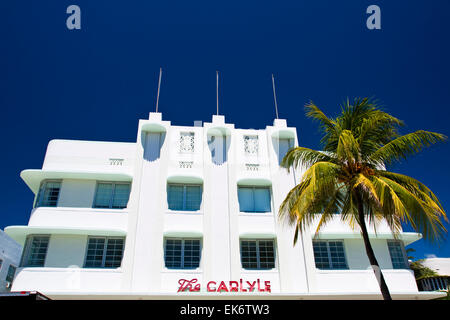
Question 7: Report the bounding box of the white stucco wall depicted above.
[8,113,423,298]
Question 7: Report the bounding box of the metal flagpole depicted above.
[155,68,162,113]
[272,73,279,119]
[216,70,219,115]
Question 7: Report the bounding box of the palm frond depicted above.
[369,131,447,166]
[280,147,334,172]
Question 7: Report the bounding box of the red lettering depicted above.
[257,279,265,292]
[229,281,239,292]
[177,278,271,293]
[265,281,271,292]
[240,279,247,292]
[246,281,256,292]
[207,281,216,292]
[217,281,229,292]
[177,278,199,292]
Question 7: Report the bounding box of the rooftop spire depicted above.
[155,67,162,113]
[272,73,279,119]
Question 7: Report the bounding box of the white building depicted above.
[4,112,444,299]
[0,230,22,292]
[418,258,450,292]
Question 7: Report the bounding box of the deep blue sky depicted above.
[1,1,449,259]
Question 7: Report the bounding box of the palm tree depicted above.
[279,97,448,300]
[406,248,439,281]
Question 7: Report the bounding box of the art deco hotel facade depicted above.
[4,112,442,299]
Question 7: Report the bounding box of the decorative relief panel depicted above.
[179,132,195,153]
[244,135,259,156]
[179,161,193,169]
[245,163,259,171]
[109,158,124,166]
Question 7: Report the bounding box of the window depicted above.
[164,238,201,269]
[6,265,16,283]
[313,240,348,270]
[35,181,61,207]
[237,186,271,213]
[21,235,50,267]
[244,135,259,155]
[167,184,202,211]
[179,132,195,153]
[277,138,292,165]
[240,239,276,270]
[84,237,125,268]
[93,182,131,209]
[388,240,407,269]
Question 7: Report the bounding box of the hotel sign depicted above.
[177,278,271,293]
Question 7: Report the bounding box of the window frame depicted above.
[34,180,61,208]
[83,236,125,269]
[92,181,131,209]
[387,240,408,269]
[240,239,277,270]
[20,235,50,267]
[163,238,202,270]
[237,186,272,213]
[312,240,349,270]
[167,183,203,211]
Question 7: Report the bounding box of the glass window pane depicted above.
[328,241,347,269]
[6,265,16,283]
[183,239,201,269]
[240,240,259,269]
[258,240,275,269]
[37,182,61,207]
[23,236,49,267]
[313,240,348,270]
[164,239,201,269]
[185,185,202,211]
[165,239,183,268]
[104,238,124,268]
[238,187,254,212]
[278,139,291,165]
[313,241,331,269]
[168,185,184,210]
[388,241,407,269]
[253,188,271,212]
[85,238,106,268]
[94,183,113,208]
[112,184,130,209]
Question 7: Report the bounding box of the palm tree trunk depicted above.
[355,191,392,300]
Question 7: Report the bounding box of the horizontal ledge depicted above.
[312,232,422,245]
[239,231,277,239]
[163,230,203,238]
[21,169,133,194]
[206,125,233,136]
[167,174,203,184]
[4,226,127,246]
[237,177,272,187]
[39,291,447,300]
[271,128,296,139]
[141,123,167,133]
[17,267,124,273]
